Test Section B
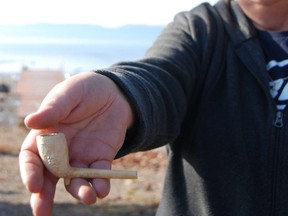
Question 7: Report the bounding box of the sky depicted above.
[0,0,218,27]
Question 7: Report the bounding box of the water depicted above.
[0,41,149,74]
[0,24,164,74]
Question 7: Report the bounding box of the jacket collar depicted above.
[215,0,271,94]
[215,0,256,45]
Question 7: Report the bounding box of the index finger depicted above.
[19,130,45,192]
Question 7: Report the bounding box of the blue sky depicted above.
[0,0,217,27]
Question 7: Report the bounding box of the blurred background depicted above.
[0,0,217,215]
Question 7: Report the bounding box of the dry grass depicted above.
[0,126,28,154]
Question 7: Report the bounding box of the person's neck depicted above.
[237,0,288,31]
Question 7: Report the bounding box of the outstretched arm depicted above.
[19,71,133,216]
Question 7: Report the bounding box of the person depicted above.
[19,0,288,215]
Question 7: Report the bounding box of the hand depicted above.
[19,72,133,216]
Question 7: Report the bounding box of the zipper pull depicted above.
[274,111,284,128]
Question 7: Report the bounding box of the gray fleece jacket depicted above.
[97,0,288,215]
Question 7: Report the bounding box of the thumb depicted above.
[24,90,73,129]
[24,80,76,129]
[24,104,64,129]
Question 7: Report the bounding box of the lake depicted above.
[0,24,164,74]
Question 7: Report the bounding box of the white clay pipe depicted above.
[36,133,137,185]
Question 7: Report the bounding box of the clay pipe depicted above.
[36,133,137,185]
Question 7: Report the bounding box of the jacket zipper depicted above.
[274,111,284,128]
[270,110,285,216]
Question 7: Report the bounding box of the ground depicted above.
[0,126,167,216]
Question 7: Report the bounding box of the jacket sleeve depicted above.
[96,3,217,156]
